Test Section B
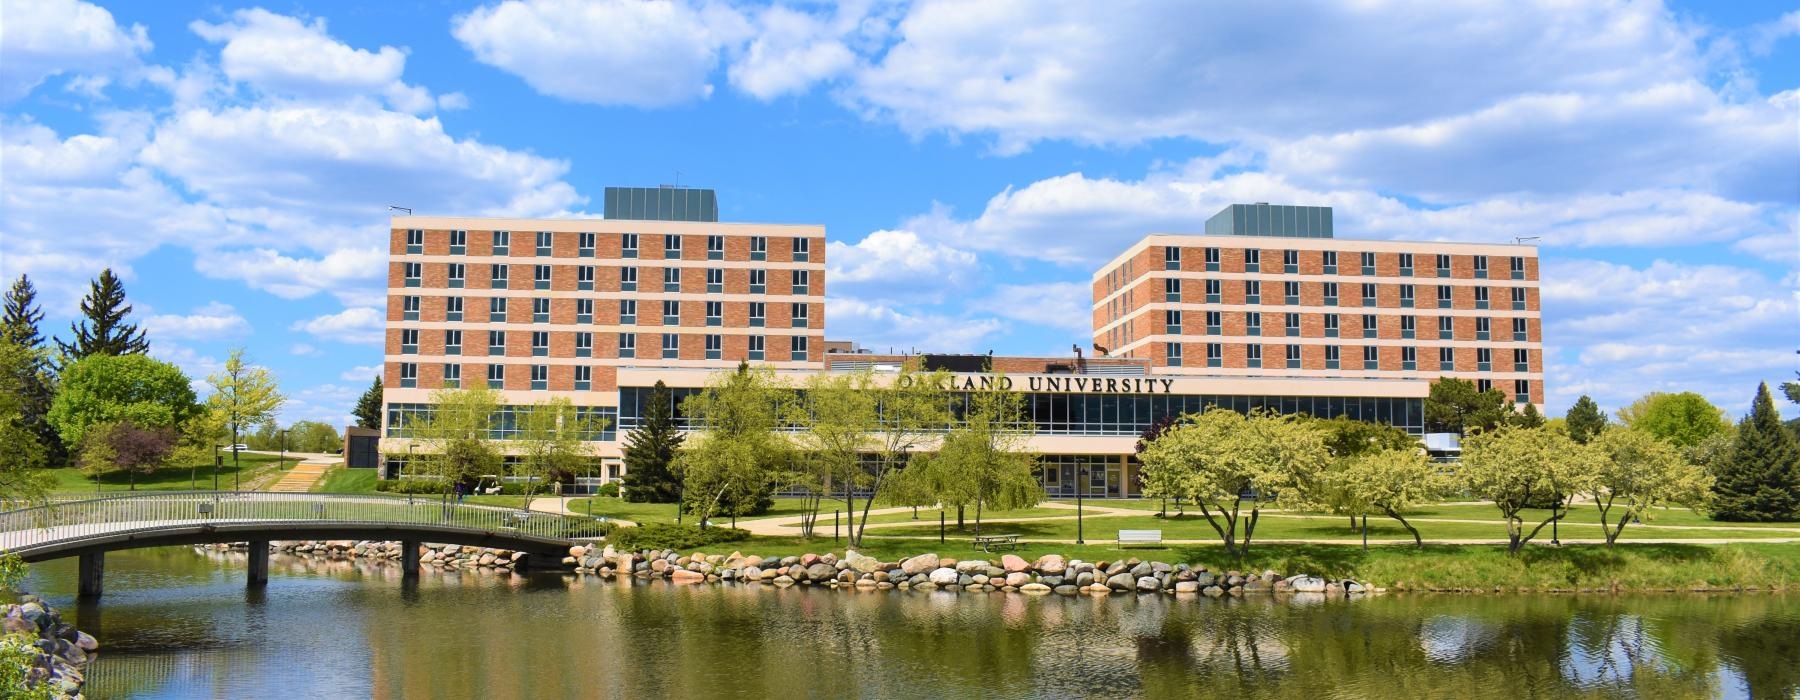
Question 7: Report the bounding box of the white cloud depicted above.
[291,343,321,357]
[974,282,1091,335]
[290,307,385,345]
[143,302,252,340]
[190,8,451,114]
[0,0,151,102]
[193,246,388,305]
[826,229,978,300]
[150,343,225,393]
[826,297,1001,354]
[278,382,362,426]
[727,3,867,100]
[339,365,383,382]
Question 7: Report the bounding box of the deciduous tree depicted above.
[408,387,503,500]
[57,268,149,360]
[1585,427,1711,547]
[900,372,1041,535]
[206,349,286,480]
[1139,408,1330,556]
[78,420,175,490]
[47,354,198,450]
[515,398,599,504]
[680,363,794,526]
[1459,425,1594,554]
[1617,391,1730,448]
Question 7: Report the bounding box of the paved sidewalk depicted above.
[528,497,635,527]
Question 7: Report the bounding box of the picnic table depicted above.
[972,533,1021,552]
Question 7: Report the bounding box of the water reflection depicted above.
[20,548,1800,699]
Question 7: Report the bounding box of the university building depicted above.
[379,191,1542,497]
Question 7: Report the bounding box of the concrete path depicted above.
[528,497,635,527]
[266,461,333,493]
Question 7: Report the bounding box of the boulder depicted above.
[1034,554,1067,575]
[1150,562,1172,575]
[670,569,704,584]
[1174,581,1200,593]
[1346,581,1367,593]
[1019,582,1051,595]
[955,560,989,574]
[806,563,837,581]
[1291,576,1327,593]
[1004,572,1031,587]
[1000,554,1030,573]
[1203,585,1225,597]
[901,554,940,576]
[957,574,975,587]
[1136,576,1160,592]
[1052,585,1079,596]
[569,545,588,559]
[844,550,883,574]
[929,568,961,586]
[801,553,820,567]
[1129,562,1154,578]
[773,575,796,586]
[1105,572,1136,591]
[1075,572,1095,587]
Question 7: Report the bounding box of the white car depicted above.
[228,444,250,451]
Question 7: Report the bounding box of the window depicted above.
[791,302,810,328]
[707,268,723,293]
[1514,348,1530,373]
[1165,277,1182,302]
[750,269,767,294]
[1512,317,1528,341]
[400,329,419,354]
[663,234,683,259]
[1438,316,1454,338]
[399,362,417,388]
[1204,247,1220,271]
[1473,255,1489,279]
[618,333,636,359]
[1164,246,1181,270]
[1399,253,1414,276]
[531,365,548,390]
[1206,343,1222,367]
[1439,347,1455,372]
[1284,281,1300,305]
[402,295,420,321]
[1363,345,1380,370]
[1244,249,1261,273]
[1402,346,1417,371]
[619,299,636,325]
[442,363,461,388]
[405,229,423,254]
[574,365,592,391]
[748,335,765,361]
[1325,345,1341,370]
[403,262,421,287]
[1286,344,1302,369]
[1285,312,1301,337]
[1246,344,1263,369]
[1245,280,1261,304]
[490,263,510,288]
[1360,252,1376,276]
[1205,279,1221,303]
[1283,249,1299,273]
[535,231,553,256]
[1475,286,1491,310]
[1362,314,1379,339]
[1400,284,1415,308]
[749,302,766,327]
[445,296,463,322]
[792,269,810,295]
[662,333,680,359]
[579,232,596,257]
[487,364,505,389]
[488,330,507,356]
[1476,317,1491,341]
[576,298,593,325]
[1323,282,1339,306]
[706,301,723,326]
[1401,315,1416,339]
[1511,287,1527,310]
[533,297,550,323]
[449,229,467,255]
[1437,284,1453,308]
[1167,342,1183,367]
[620,266,637,291]
[1165,309,1182,334]
[750,236,767,261]
[1245,311,1262,336]
[1322,250,1338,275]
[792,237,811,262]
[1205,311,1222,335]
[791,335,809,361]
[574,332,592,358]
[707,235,724,260]
[1436,254,1451,277]
[444,329,462,355]
[1515,379,1531,403]
[705,334,722,360]
[663,266,681,292]
[1324,313,1339,338]
[448,263,466,288]
[1361,283,1377,306]
[576,265,595,291]
[1510,256,1526,280]
[489,296,507,322]
[621,233,639,258]
[663,300,681,326]
[492,231,510,256]
[531,331,549,357]
[1477,348,1492,372]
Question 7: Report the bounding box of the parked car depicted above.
[228,444,250,452]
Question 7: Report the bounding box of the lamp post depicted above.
[212,445,222,491]
[1075,466,1087,546]
[278,429,289,470]
[1551,492,1562,546]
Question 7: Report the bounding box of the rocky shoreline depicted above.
[4,595,97,699]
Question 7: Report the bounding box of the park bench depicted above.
[504,511,532,529]
[1118,529,1163,548]
[972,534,1021,552]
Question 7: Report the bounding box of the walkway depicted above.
[526,496,636,527]
[266,461,335,493]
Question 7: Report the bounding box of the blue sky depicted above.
[2,0,1796,426]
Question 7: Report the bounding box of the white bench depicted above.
[1118,529,1163,548]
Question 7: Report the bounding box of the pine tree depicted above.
[1565,395,1607,444]
[620,381,684,503]
[2,275,65,466]
[58,268,149,360]
[1711,383,1800,522]
[353,377,383,430]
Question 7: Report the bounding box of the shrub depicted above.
[374,479,447,494]
[608,523,749,551]
[597,482,620,498]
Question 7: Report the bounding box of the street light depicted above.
[1075,466,1087,546]
[278,429,289,471]
[1551,492,1562,546]
[212,445,223,491]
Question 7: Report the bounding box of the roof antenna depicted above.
[1513,236,1540,244]
[388,205,412,214]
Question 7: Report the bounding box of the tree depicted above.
[1138,408,1331,556]
[901,372,1041,536]
[1711,383,1800,522]
[0,339,52,503]
[852,365,950,544]
[620,381,684,503]
[515,398,598,504]
[1585,427,1711,547]
[1314,415,1417,458]
[1459,425,1595,554]
[206,349,286,484]
[78,420,175,490]
[1565,395,1608,445]
[1424,377,1511,435]
[1617,391,1730,448]
[1325,447,1450,547]
[353,376,383,430]
[57,268,149,360]
[409,387,503,500]
[1511,402,1546,428]
[2,275,63,468]
[679,363,795,526]
[47,354,198,450]
[793,370,878,538]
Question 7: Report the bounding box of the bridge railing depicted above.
[0,491,610,552]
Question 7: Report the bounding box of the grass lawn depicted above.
[1400,503,1800,529]
[311,468,377,493]
[46,452,299,494]
[562,496,817,524]
[857,511,1798,542]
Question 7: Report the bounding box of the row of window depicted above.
[1144,279,1530,308]
[1155,310,1532,340]
[393,336,813,388]
[403,230,812,261]
[386,403,618,441]
[396,296,813,327]
[401,262,812,294]
[1163,342,1532,373]
[1154,247,1528,279]
[396,327,816,357]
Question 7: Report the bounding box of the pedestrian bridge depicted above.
[0,491,606,597]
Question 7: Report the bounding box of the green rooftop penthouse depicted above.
[1204,203,1334,238]
[603,185,719,222]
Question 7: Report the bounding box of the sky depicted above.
[1,0,1796,427]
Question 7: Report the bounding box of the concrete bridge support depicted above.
[247,540,269,587]
[401,540,419,579]
[77,552,104,600]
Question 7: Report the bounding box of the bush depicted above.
[374,479,447,494]
[597,482,620,498]
[608,523,749,551]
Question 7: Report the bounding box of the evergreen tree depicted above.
[1565,395,1607,444]
[1425,377,1510,435]
[58,269,149,360]
[352,377,383,430]
[1711,383,1800,522]
[1,275,65,467]
[620,381,683,503]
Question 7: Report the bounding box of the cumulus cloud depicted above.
[193,246,389,305]
[0,0,151,102]
[190,8,452,114]
[826,297,1002,354]
[143,302,252,340]
[974,282,1092,335]
[339,365,384,382]
[291,307,385,345]
[826,229,979,301]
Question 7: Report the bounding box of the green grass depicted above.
[1052,500,1800,530]
[311,468,377,493]
[46,453,298,493]
[563,496,817,525]
[857,511,1797,542]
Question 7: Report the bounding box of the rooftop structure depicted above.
[603,186,719,222]
[1204,203,1334,238]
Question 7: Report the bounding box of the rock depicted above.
[928,568,960,586]
[1194,572,1216,587]
[1346,581,1367,593]
[670,569,704,584]
[914,582,938,591]
[955,560,988,574]
[1034,554,1067,575]
[971,574,990,585]
[1136,576,1160,592]
[1000,554,1030,573]
[1004,572,1031,587]
[772,575,795,586]
[650,559,670,573]
[901,554,940,576]
[806,563,836,581]
[569,545,588,559]
[957,574,975,587]
[1174,581,1200,593]
[74,632,97,652]
[479,553,496,566]
[1075,572,1095,587]
[1053,585,1079,596]
[744,566,762,580]
[1104,561,1127,576]
[1040,575,1064,587]
[844,550,883,574]
[1291,576,1326,593]
[1242,578,1270,593]
[1105,573,1136,591]
[1203,585,1225,597]
[800,553,820,567]
[1151,562,1172,575]
[1016,582,1049,594]
[1129,562,1153,578]
[1225,574,1245,588]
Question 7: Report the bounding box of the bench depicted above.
[1118,529,1163,548]
[972,534,1021,553]
[504,511,532,528]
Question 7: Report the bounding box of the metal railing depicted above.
[0,491,608,553]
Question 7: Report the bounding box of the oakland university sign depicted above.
[898,373,1179,395]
